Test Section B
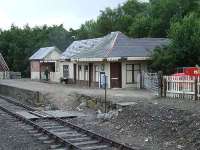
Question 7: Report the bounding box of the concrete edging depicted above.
[0,84,44,107]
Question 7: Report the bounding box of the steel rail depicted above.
[0,95,143,150]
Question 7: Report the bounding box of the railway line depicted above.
[0,95,142,150]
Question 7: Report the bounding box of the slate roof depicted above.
[61,31,170,60]
[0,53,9,71]
[29,46,60,60]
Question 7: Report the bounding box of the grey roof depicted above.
[29,46,61,60]
[61,31,170,60]
[60,38,104,59]
[109,33,170,57]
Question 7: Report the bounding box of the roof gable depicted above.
[29,46,61,60]
[45,50,61,60]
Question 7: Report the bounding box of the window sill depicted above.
[126,82,137,84]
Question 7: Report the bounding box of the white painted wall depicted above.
[59,61,74,79]
[50,72,61,82]
[121,61,148,88]
[93,62,110,88]
[104,62,110,88]
[77,62,88,81]
[31,72,40,80]
[45,50,61,61]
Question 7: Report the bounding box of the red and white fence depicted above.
[164,76,200,100]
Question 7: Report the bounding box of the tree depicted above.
[96,7,119,35]
[128,14,151,37]
[122,0,148,17]
[149,0,200,37]
[151,13,200,73]
[0,24,73,77]
[150,47,176,74]
[168,13,200,66]
[48,25,73,50]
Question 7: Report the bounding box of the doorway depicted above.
[110,62,122,88]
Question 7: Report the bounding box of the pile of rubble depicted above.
[67,102,200,150]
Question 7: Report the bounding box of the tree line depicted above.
[0,0,200,76]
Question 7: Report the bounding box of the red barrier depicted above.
[184,67,200,76]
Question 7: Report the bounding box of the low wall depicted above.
[0,84,44,107]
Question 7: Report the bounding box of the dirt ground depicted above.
[67,102,200,150]
[2,79,200,149]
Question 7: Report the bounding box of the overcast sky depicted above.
[0,0,147,30]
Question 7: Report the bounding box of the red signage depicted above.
[184,67,200,76]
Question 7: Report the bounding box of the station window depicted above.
[78,65,82,80]
[126,64,140,84]
[84,65,89,81]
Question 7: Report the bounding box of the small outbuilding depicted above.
[29,46,61,82]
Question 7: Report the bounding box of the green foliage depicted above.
[0,24,72,77]
[122,0,148,17]
[48,25,73,50]
[168,13,200,66]
[151,13,200,73]
[75,0,199,38]
[129,14,151,37]
[148,0,199,37]
[150,47,176,74]
[75,0,147,38]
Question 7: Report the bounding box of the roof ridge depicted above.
[74,37,104,43]
[105,32,119,57]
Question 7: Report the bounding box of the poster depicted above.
[99,72,107,89]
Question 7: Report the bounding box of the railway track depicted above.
[0,95,142,150]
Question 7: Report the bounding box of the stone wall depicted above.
[0,84,44,107]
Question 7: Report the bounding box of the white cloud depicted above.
[0,10,12,29]
[0,0,127,30]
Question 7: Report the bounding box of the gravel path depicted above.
[0,79,154,101]
[1,79,200,114]
[0,110,48,150]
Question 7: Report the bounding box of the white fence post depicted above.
[164,75,200,100]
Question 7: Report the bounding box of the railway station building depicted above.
[59,31,169,88]
[29,31,169,88]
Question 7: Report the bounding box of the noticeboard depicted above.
[99,72,107,89]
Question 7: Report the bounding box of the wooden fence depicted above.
[9,72,21,79]
[163,76,200,100]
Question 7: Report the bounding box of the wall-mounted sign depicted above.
[184,67,200,76]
